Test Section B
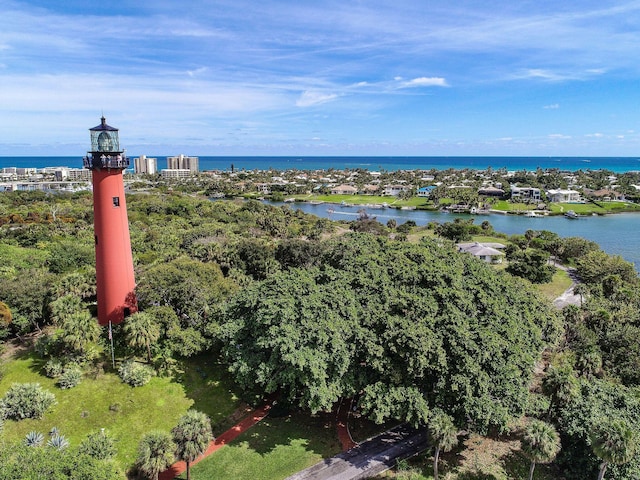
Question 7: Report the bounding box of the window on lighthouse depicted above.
[113,197,120,207]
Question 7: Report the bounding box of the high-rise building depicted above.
[166,154,199,173]
[133,155,158,175]
[83,116,137,326]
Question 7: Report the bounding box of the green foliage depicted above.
[78,430,117,460]
[47,432,70,450]
[124,311,160,362]
[136,430,176,480]
[118,360,154,387]
[0,382,56,420]
[590,419,638,476]
[46,240,94,274]
[521,420,560,479]
[43,358,64,378]
[0,441,122,480]
[506,249,555,284]
[59,310,101,360]
[436,218,481,242]
[222,233,559,433]
[57,365,82,389]
[554,379,640,480]
[172,410,213,480]
[576,250,637,286]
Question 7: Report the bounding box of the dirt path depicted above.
[158,399,273,480]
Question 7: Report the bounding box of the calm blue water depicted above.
[270,202,640,270]
[2,156,640,173]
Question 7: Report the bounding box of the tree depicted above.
[428,410,458,480]
[172,410,214,480]
[124,312,160,363]
[590,419,638,480]
[136,431,175,480]
[60,311,101,357]
[521,420,561,480]
[222,234,560,432]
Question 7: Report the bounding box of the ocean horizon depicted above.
[2,155,640,173]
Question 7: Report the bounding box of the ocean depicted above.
[2,156,640,173]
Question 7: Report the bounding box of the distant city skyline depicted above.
[1,1,639,156]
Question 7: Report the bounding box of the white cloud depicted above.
[548,134,571,139]
[544,104,560,109]
[586,133,604,138]
[187,67,208,77]
[295,91,339,107]
[399,77,449,88]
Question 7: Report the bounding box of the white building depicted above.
[167,154,199,173]
[134,155,158,175]
[161,169,193,179]
[546,189,581,203]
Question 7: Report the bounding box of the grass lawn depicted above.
[536,268,573,301]
[290,194,432,209]
[181,411,342,480]
[0,351,241,473]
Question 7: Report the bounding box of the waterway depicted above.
[268,201,640,270]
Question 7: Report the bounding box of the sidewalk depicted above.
[158,400,273,480]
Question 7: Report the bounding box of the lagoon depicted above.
[269,201,640,270]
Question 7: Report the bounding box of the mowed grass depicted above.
[181,411,342,480]
[0,351,241,473]
[536,268,573,301]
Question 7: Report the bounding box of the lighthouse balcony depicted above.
[83,154,130,170]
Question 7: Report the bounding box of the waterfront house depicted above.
[546,189,581,203]
[457,242,505,264]
[383,185,412,196]
[477,186,505,197]
[331,184,358,195]
[510,186,541,202]
[417,186,436,197]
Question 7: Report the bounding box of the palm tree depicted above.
[136,431,175,480]
[590,419,638,480]
[172,410,214,480]
[124,311,160,363]
[521,419,561,480]
[428,410,458,480]
[61,311,100,356]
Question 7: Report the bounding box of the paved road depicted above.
[285,424,429,480]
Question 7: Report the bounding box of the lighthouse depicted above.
[84,116,137,326]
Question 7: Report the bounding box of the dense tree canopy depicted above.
[222,233,560,433]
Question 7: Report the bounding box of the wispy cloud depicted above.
[296,91,339,107]
[544,104,560,109]
[398,77,449,88]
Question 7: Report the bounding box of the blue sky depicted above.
[1,0,639,156]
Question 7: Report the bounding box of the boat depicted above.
[564,210,580,219]
[525,211,540,218]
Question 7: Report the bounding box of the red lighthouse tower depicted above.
[84,116,137,326]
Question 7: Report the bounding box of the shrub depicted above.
[57,365,82,389]
[47,433,70,450]
[24,431,44,447]
[118,360,153,387]
[0,383,56,420]
[43,358,64,378]
[79,430,117,460]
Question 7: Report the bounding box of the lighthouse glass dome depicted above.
[89,117,121,153]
